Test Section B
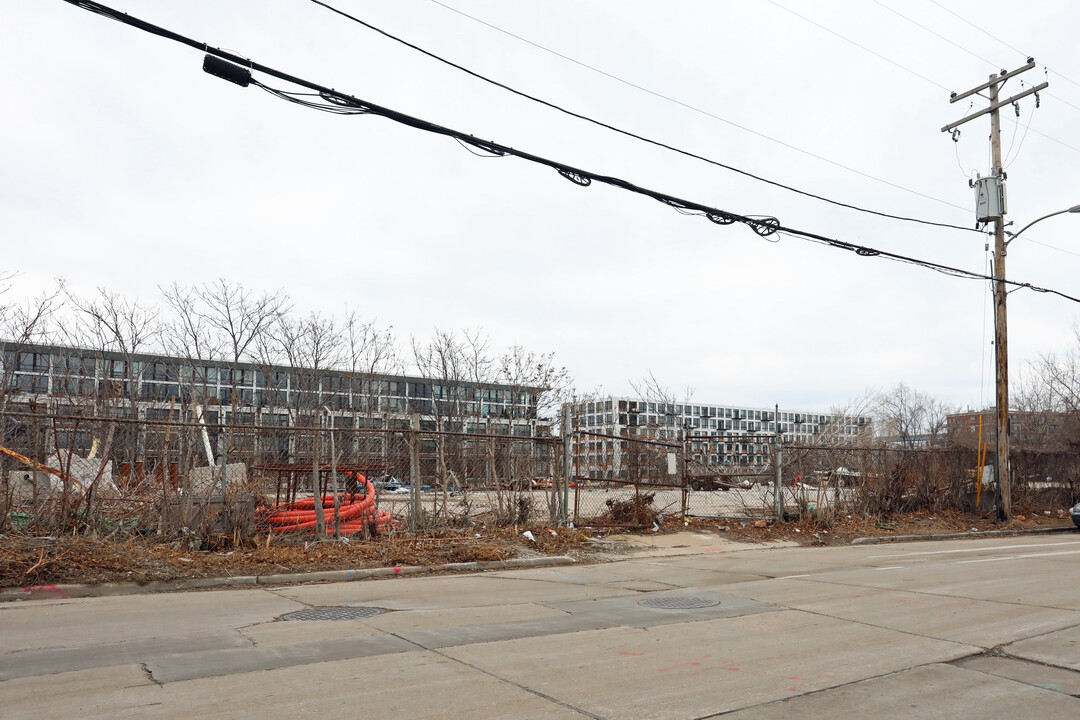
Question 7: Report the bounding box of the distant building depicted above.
[565,396,872,480]
[947,409,1074,451]
[1,343,551,473]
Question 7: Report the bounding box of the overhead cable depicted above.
[925,0,1080,93]
[60,0,1080,307]
[425,0,973,217]
[772,0,1080,157]
[308,0,977,234]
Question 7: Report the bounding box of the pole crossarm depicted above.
[949,59,1035,104]
[942,82,1048,132]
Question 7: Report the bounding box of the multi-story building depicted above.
[1,343,550,482]
[566,397,872,480]
[947,409,1074,451]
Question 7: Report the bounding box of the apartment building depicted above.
[566,396,872,479]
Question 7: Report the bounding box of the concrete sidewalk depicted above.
[2,535,1079,718]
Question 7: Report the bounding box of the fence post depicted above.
[561,405,571,527]
[409,413,420,533]
[680,425,688,521]
[774,404,783,519]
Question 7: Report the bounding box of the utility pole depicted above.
[942,59,1046,521]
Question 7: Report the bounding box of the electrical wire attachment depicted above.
[203,54,251,87]
[748,217,780,237]
[456,138,508,157]
[557,168,592,186]
[706,212,736,225]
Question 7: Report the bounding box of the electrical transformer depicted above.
[974,175,1007,223]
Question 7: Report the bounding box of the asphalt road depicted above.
[3,533,1079,719]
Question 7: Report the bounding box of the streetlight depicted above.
[993,203,1080,520]
[1006,205,1080,246]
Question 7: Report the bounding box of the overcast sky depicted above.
[4,0,1080,412]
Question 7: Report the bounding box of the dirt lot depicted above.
[2,508,1075,588]
[691,508,1076,546]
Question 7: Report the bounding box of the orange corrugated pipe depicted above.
[260,473,400,534]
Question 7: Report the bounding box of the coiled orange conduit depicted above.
[260,473,398,534]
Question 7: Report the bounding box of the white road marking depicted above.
[783,574,811,579]
[875,566,905,570]
[955,549,1080,564]
[869,540,1080,560]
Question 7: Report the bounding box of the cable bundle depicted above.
[261,473,398,534]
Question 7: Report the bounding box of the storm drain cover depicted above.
[282,606,385,622]
[638,596,720,610]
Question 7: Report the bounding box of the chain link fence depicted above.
[3,410,1078,540]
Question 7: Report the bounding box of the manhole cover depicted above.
[282,606,385,622]
[638,596,720,610]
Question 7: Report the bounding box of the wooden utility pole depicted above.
[942,59,1046,521]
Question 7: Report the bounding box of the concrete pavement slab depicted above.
[0,588,302,652]
[444,609,980,719]
[544,588,777,629]
[491,559,768,588]
[604,579,682,591]
[719,663,1080,719]
[399,613,615,650]
[149,650,587,720]
[0,630,252,681]
[657,551,855,578]
[806,558,1080,610]
[955,655,1080,696]
[3,652,585,720]
[1,664,161,720]
[270,572,636,610]
[238,617,386,647]
[6,535,1078,718]
[144,632,415,683]
[596,531,784,557]
[722,576,1080,647]
[1004,625,1080,671]
[364,602,569,633]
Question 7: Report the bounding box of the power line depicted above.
[424,0,973,216]
[771,1,1080,158]
[765,0,951,91]
[925,0,1080,92]
[306,0,976,234]
[59,0,1080,307]
[872,0,1080,123]
[871,0,999,67]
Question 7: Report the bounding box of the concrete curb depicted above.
[850,526,1077,545]
[0,555,575,602]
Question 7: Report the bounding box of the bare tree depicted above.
[412,329,474,518]
[267,312,345,536]
[68,288,162,460]
[1015,329,1080,449]
[874,383,955,448]
[0,277,64,415]
[499,346,572,425]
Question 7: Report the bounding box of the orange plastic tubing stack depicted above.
[260,473,398,534]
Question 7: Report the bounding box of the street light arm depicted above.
[1006,204,1080,245]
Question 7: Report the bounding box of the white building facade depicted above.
[567,397,872,480]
